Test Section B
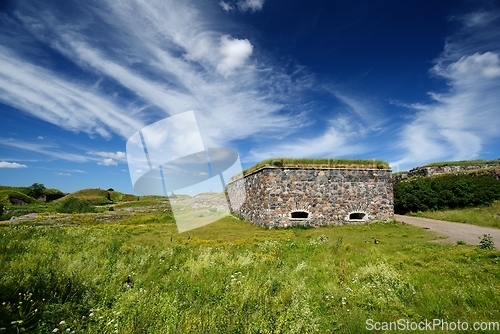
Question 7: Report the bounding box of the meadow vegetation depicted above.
[411,200,500,229]
[1,185,139,221]
[1,210,500,333]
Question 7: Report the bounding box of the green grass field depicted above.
[411,200,500,229]
[1,210,500,333]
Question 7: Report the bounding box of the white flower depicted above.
[52,329,59,333]
[59,321,66,325]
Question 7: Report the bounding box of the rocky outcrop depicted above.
[9,196,28,205]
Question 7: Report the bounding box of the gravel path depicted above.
[394,214,500,249]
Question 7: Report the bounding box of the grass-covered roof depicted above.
[229,158,389,181]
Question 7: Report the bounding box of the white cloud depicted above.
[217,35,253,76]
[88,151,127,161]
[247,118,366,162]
[219,1,234,11]
[461,11,500,28]
[219,0,265,13]
[91,151,126,166]
[54,172,71,176]
[97,158,117,166]
[442,52,500,80]
[38,136,44,139]
[393,10,500,168]
[0,161,27,168]
[237,0,265,12]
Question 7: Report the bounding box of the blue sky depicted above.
[1,0,499,195]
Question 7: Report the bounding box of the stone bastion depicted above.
[226,164,394,228]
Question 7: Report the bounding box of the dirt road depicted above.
[394,214,500,249]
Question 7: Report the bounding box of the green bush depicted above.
[394,175,500,214]
[27,183,46,199]
[57,197,96,214]
[44,188,65,202]
[478,234,495,250]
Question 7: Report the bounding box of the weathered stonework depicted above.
[392,162,500,183]
[227,167,393,228]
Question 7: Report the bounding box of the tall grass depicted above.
[411,200,500,229]
[1,214,499,333]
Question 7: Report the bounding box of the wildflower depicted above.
[53,329,59,333]
[66,329,71,332]
[59,321,66,325]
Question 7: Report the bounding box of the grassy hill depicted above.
[0,190,38,207]
[56,188,138,205]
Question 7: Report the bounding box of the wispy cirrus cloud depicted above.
[247,117,366,162]
[392,9,500,168]
[0,161,27,168]
[0,138,89,163]
[54,172,71,176]
[0,48,144,139]
[0,0,308,154]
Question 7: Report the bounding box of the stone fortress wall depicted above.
[392,161,500,183]
[226,166,393,228]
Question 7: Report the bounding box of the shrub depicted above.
[394,175,500,214]
[478,234,495,250]
[57,197,96,213]
[27,183,46,199]
[43,188,65,202]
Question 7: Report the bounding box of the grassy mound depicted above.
[57,189,113,205]
[0,190,38,207]
[57,188,139,206]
